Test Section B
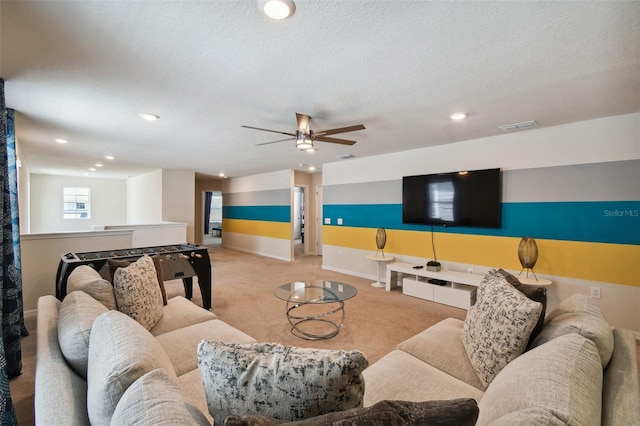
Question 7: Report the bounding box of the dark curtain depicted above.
[204,192,212,235]
[0,79,20,424]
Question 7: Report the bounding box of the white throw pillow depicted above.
[113,254,164,330]
[462,269,542,388]
[87,310,177,426]
[197,341,368,425]
[58,291,108,379]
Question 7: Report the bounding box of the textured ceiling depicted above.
[2,1,639,179]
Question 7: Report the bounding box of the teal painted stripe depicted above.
[323,201,640,245]
[224,205,290,223]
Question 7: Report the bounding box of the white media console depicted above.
[385,262,484,310]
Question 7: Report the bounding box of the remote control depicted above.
[412,265,424,269]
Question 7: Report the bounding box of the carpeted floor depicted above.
[9,245,640,425]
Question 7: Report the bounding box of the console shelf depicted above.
[385,262,483,310]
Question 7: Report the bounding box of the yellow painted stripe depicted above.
[223,219,291,240]
[323,226,640,287]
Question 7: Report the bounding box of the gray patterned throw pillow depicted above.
[113,254,164,330]
[196,341,368,425]
[462,269,542,388]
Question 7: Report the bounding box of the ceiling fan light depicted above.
[296,137,313,150]
[260,0,295,20]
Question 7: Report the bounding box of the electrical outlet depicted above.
[590,286,601,299]
[324,218,331,225]
[337,218,343,225]
[467,268,474,274]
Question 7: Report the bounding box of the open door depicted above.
[203,191,222,248]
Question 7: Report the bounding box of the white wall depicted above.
[162,169,195,243]
[29,174,127,233]
[21,230,134,314]
[127,170,162,224]
[323,112,640,185]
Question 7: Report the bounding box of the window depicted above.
[63,187,90,219]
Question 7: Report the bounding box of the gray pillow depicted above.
[462,269,542,388]
[67,265,117,310]
[58,291,108,379]
[87,310,177,426]
[529,293,614,368]
[477,333,602,426]
[111,368,210,426]
[224,398,479,426]
[197,341,368,426]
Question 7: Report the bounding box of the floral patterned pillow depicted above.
[197,341,368,426]
[462,269,542,388]
[113,254,164,330]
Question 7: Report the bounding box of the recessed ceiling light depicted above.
[305,148,315,153]
[104,155,115,160]
[308,166,316,171]
[83,173,89,176]
[95,163,103,167]
[219,173,225,177]
[88,168,96,172]
[449,112,467,121]
[139,112,160,121]
[260,0,295,20]
[55,138,69,144]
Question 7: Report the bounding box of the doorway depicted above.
[293,186,305,258]
[203,191,222,248]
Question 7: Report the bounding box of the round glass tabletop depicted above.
[274,280,358,303]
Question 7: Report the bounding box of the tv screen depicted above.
[402,168,502,228]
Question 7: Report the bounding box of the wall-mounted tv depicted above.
[402,168,502,228]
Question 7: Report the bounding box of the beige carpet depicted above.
[9,245,640,425]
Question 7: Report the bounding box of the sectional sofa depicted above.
[35,260,640,425]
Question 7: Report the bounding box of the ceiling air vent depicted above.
[499,120,537,132]
[337,154,356,160]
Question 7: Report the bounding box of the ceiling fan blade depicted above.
[255,137,295,146]
[296,113,310,132]
[314,135,357,146]
[314,124,366,137]
[241,125,296,137]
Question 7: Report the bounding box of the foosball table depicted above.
[56,243,212,310]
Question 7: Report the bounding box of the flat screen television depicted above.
[402,168,502,228]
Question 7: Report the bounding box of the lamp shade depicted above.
[376,228,387,250]
[518,237,538,269]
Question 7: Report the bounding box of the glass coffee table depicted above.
[274,280,358,340]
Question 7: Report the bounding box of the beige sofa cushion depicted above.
[477,333,602,426]
[58,291,108,379]
[156,319,256,376]
[111,369,210,426]
[397,317,484,390]
[602,328,640,426]
[197,341,368,425]
[113,254,164,330]
[529,293,614,368]
[150,296,217,336]
[462,270,542,388]
[362,350,484,407]
[67,265,117,310]
[87,310,177,426]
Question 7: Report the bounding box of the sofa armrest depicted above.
[35,295,90,426]
[602,328,640,426]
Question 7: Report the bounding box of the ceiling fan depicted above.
[242,113,365,150]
